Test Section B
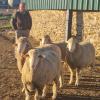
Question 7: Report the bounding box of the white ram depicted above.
[22,46,62,100]
[66,36,95,86]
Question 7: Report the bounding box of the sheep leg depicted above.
[59,75,63,88]
[17,59,22,73]
[22,84,25,92]
[25,90,30,100]
[75,68,79,86]
[58,62,64,88]
[41,85,47,98]
[52,81,57,100]
[34,89,40,100]
[68,66,74,85]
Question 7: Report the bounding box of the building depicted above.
[22,0,100,11]
[0,0,20,8]
[0,0,8,8]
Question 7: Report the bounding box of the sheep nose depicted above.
[19,53,24,58]
[88,66,93,71]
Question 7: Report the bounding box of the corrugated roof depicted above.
[22,0,100,11]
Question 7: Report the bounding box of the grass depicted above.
[0,24,12,29]
[0,14,12,29]
[0,14,12,20]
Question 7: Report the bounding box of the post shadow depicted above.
[76,11,84,41]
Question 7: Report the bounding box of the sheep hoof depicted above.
[34,96,39,100]
[52,95,56,100]
[68,81,73,85]
[75,82,79,86]
[25,96,30,100]
[59,84,63,88]
[41,94,46,99]
[22,88,25,92]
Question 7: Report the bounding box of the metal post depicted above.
[65,10,73,41]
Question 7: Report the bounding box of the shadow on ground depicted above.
[42,93,100,100]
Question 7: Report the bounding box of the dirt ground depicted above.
[0,21,100,100]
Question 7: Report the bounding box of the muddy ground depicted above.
[0,20,100,100]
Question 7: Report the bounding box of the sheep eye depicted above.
[15,43,18,46]
[38,55,42,58]
[39,39,42,41]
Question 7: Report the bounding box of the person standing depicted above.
[11,2,32,40]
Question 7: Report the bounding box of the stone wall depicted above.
[30,10,100,42]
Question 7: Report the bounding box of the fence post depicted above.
[65,10,73,41]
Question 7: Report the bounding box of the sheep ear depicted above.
[38,54,46,58]
[25,53,29,57]
[23,53,29,58]
[65,41,68,44]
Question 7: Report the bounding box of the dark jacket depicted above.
[11,10,32,30]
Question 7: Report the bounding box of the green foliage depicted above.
[0,14,12,29]
[0,14,12,20]
[0,24,12,29]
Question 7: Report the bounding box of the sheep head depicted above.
[15,37,31,57]
[40,35,52,46]
[66,36,78,52]
[25,49,43,72]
